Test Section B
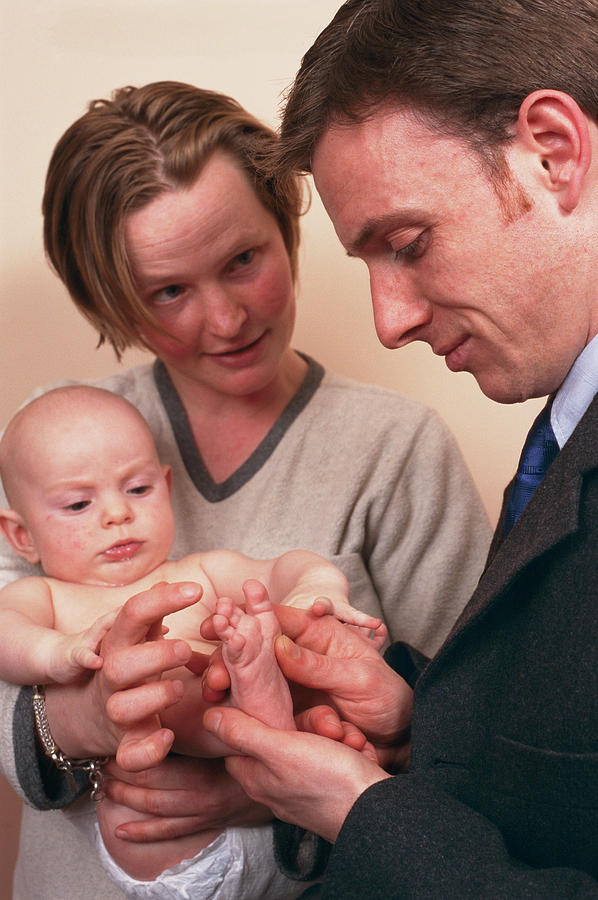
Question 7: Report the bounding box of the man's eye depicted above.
[394,235,426,261]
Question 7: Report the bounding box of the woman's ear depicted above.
[517,90,592,213]
[0,509,41,564]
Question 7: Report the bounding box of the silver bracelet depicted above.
[32,685,108,801]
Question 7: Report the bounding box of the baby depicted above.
[0,386,383,896]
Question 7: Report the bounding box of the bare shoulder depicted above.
[0,575,56,627]
[0,574,52,604]
[153,553,214,584]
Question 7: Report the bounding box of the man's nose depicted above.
[369,267,432,349]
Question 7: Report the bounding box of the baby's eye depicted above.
[64,500,91,512]
[127,485,151,496]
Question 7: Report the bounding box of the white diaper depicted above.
[94,820,308,900]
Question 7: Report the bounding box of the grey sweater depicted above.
[1,355,491,899]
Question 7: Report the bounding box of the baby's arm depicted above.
[266,551,387,648]
[0,576,117,684]
[198,549,386,644]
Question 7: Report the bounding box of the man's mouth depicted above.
[435,336,471,372]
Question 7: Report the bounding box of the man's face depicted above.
[311,106,595,403]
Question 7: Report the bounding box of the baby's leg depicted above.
[213,579,295,730]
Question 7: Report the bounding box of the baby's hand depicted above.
[310,597,387,649]
[48,608,120,683]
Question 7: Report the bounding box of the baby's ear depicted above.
[162,464,173,494]
[0,510,41,564]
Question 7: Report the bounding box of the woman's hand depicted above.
[102,754,272,842]
[44,582,203,769]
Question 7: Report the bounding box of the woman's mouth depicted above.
[207,332,267,365]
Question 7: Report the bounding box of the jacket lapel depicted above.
[440,393,598,646]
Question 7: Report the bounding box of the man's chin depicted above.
[474,372,531,406]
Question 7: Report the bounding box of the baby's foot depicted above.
[213,580,295,730]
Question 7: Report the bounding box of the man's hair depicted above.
[43,81,302,357]
[278,0,598,175]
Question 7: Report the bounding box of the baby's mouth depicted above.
[103,540,142,561]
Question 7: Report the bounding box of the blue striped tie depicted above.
[504,402,559,536]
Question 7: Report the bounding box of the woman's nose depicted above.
[203,289,248,338]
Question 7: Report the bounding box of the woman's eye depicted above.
[152,284,184,304]
[230,249,255,270]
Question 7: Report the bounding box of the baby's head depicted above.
[0,386,175,585]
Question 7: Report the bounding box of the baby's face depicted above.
[17,403,175,585]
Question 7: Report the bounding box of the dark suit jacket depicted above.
[319,394,598,897]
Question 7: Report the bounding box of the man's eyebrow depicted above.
[346,210,428,257]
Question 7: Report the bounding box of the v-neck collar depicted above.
[153,355,324,502]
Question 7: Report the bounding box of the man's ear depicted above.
[0,509,41,564]
[517,90,592,213]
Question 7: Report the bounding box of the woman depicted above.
[0,82,490,898]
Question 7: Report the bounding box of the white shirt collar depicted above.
[551,333,598,448]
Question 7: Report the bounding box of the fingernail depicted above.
[180,583,199,598]
[204,710,222,732]
[171,680,184,698]
[278,635,300,658]
[115,828,129,840]
[174,641,191,661]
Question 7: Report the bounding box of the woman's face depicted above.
[125,151,296,403]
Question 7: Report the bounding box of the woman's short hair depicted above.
[43,81,303,357]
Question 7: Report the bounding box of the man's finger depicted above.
[295,705,344,740]
[203,707,274,759]
[271,604,315,639]
[275,634,344,690]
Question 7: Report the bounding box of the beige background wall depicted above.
[1,2,543,893]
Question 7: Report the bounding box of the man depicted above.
[201,1,598,896]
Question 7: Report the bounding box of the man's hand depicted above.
[203,707,390,842]
[202,605,412,749]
